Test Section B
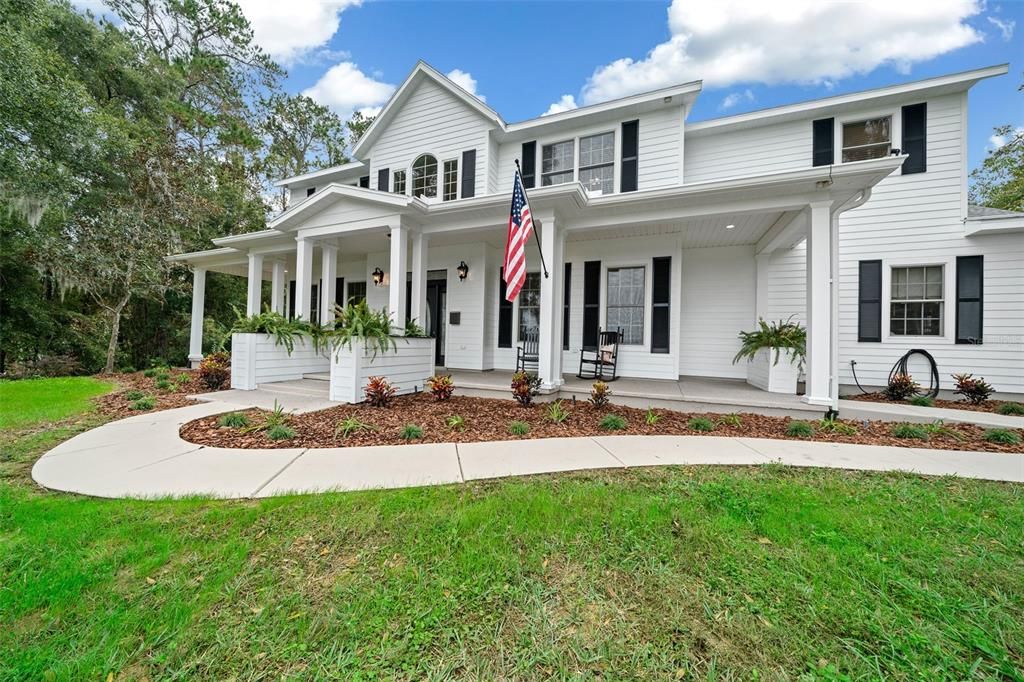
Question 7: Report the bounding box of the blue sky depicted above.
[242,1,1021,172]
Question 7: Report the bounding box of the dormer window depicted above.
[842,117,891,162]
[412,154,438,198]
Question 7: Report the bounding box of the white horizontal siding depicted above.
[684,118,810,184]
[329,338,434,403]
[230,334,329,390]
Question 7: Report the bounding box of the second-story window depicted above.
[412,154,438,198]
[579,132,614,194]
[393,170,406,195]
[842,117,891,162]
[541,140,574,186]
[443,159,458,201]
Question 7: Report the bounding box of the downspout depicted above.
[829,188,873,414]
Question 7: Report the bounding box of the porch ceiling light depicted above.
[457,260,469,281]
[372,267,385,286]
[725,224,735,229]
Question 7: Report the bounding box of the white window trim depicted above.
[392,169,407,196]
[441,157,460,201]
[601,261,649,348]
[834,108,901,165]
[577,129,617,195]
[410,152,441,199]
[881,255,955,343]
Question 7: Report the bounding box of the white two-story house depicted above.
[170,61,1023,405]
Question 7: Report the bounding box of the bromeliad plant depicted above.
[426,374,455,401]
[364,376,397,407]
[733,317,806,366]
[511,371,541,407]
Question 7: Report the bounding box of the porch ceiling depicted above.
[566,210,791,248]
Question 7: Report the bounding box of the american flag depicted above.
[503,168,534,301]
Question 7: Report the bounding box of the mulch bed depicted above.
[846,391,1022,415]
[179,392,1024,454]
[94,369,224,418]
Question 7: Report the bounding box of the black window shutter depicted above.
[334,277,344,312]
[956,255,983,344]
[358,175,370,188]
[461,149,476,198]
[498,267,513,348]
[288,280,296,319]
[901,103,927,175]
[621,120,639,193]
[562,262,572,350]
[582,260,601,349]
[310,284,319,324]
[651,256,671,353]
[377,168,389,192]
[520,141,536,188]
[812,118,834,167]
[306,187,316,197]
[858,260,882,342]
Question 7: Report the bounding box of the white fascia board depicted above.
[274,161,367,188]
[964,216,1024,236]
[268,183,414,231]
[164,247,245,266]
[687,64,1009,136]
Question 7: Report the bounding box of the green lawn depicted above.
[1,380,1022,680]
[0,376,113,430]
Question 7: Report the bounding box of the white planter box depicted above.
[230,333,330,390]
[330,337,435,403]
[745,347,801,394]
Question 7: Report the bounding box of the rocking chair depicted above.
[577,327,621,381]
[516,329,539,373]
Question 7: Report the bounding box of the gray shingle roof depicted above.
[968,204,1024,219]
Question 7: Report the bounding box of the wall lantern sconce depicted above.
[457,261,469,281]
[372,267,385,286]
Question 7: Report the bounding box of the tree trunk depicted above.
[104,293,131,374]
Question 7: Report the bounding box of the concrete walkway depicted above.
[31,401,1024,500]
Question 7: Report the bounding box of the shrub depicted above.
[399,424,423,440]
[335,416,374,439]
[176,374,191,385]
[154,379,172,390]
[218,412,250,429]
[143,368,158,378]
[891,423,928,440]
[909,395,934,407]
[952,373,995,405]
[997,402,1024,416]
[511,371,541,407]
[688,417,715,432]
[364,376,396,407]
[267,424,296,441]
[983,428,1021,445]
[124,389,146,401]
[600,414,627,431]
[785,421,814,438]
[446,415,466,432]
[719,413,742,428]
[546,400,570,424]
[884,373,919,401]
[198,352,230,390]
[154,370,171,382]
[426,374,455,401]
[818,415,858,436]
[120,366,136,374]
[590,381,611,408]
[645,408,661,426]
[130,397,156,411]
[508,420,530,436]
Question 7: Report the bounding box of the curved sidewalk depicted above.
[32,401,1024,500]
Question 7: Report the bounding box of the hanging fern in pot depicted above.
[732,317,806,367]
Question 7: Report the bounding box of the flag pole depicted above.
[515,159,549,279]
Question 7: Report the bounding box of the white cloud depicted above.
[302,62,396,120]
[235,0,361,65]
[542,94,579,116]
[446,69,486,102]
[989,126,1024,149]
[578,0,984,105]
[987,16,1015,40]
[720,88,755,110]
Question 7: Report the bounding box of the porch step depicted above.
[302,372,331,382]
[256,379,329,398]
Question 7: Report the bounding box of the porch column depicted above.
[320,244,338,324]
[388,222,408,334]
[803,200,832,406]
[537,214,564,390]
[188,267,206,368]
[246,252,263,316]
[294,237,314,321]
[410,230,428,327]
[270,260,286,314]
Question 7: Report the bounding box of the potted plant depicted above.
[229,309,330,390]
[732,317,806,394]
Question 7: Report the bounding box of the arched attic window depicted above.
[412,154,438,198]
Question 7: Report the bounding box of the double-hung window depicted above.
[890,265,943,336]
[517,272,541,340]
[346,281,367,305]
[541,140,574,186]
[393,170,406,195]
[579,132,614,194]
[606,266,644,345]
[842,116,891,162]
[442,159,458,201]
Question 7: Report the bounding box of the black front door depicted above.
[425,279,446,366]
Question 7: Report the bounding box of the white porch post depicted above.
[294,237,314,321]
[245,252,263,316]
[320,244,338,324]
[188,267,206,367]
[410,230,427,327]
[803,200,833,405]
[388,222,408,334]
[537,214,564,390]
[270,260,286,314]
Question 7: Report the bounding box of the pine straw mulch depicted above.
[846,391,1024,416]
[93,369,225,419]
[179,392,1024,454]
